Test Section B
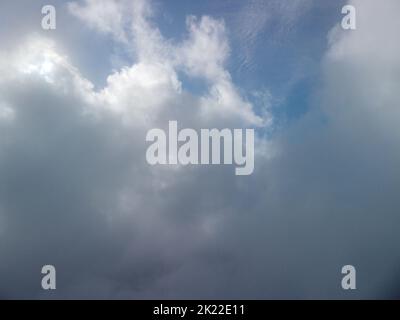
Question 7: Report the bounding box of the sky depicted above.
[1,0,400,299]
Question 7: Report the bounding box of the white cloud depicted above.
[68,0,267,127]
[323,0,400,138]
[0,0,269,298]
[68,0,130,43]
[178,16,229,81]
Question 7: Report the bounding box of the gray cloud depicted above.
[0,0,399,299]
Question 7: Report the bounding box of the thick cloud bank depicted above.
[0,0,399,298]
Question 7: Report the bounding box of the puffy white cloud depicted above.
[178,16,229,81]
[69,0,266,127]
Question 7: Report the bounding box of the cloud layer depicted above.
[0,0,400,299]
